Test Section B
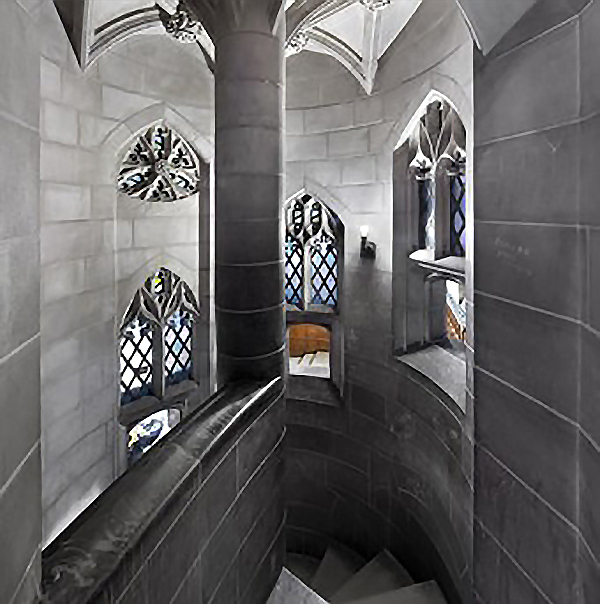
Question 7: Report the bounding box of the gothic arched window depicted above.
[404,99,468,349]
[284,194,341,311]
[120,268,200,405]
[409,100,467,258]
[117,123,201,202]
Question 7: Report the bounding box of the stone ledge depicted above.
[396,345,466,414]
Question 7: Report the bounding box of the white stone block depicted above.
[341,156,378,185]
[41,142,96,184]
[42,259,86,304]
[133,217,200,248]
[91,185,115,220]
[327,128,369,157]
[330,183,385,213]
[84,254,115,291]
[287,134,327,161]
[42,373,81,428]
[42,100,78,145]
[42,183,91,222]
[41,222,106,265]
[286,109,305,135]
[303,160,343,187]
[41,336,80,385]
[102,86,155,121]
[116,220,133,250]
[304,103,354,133]
[41,57,61,101]
[62,70,102,114]
[354,96,384,126]
[369,122,394,152]
[79,113,119,148]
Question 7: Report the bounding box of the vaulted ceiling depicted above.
[54,0,538,88]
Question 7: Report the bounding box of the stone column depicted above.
[208,1,286,384]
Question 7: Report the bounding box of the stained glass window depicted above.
[120,317,154,405]
[119,268,200,405]
[165,309,193,386]
[450,174,466,257]
[128,409,181,465]
[284,194,341,311]
[418,179,436,251]
[117,123,201,202]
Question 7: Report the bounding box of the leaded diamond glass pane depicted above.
[310,239,338,308]
[285,234,304,308]
[120,318,154,405]
[450,174,466,257]
[164,309,193,386]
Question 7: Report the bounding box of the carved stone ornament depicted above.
[287,31,309,55]
[118,123,201,202]
[159,0,204,43]
[360,0,391,11]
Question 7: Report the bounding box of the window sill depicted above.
[408,249,466,282]
[286,308,338,326]
[396,345,466,414]
[286,374,341,407]
[119,380,199,427]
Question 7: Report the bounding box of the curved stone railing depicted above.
[40,377,285,604]
[284,359,471,604]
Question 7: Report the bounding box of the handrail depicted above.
[40,377,285,603]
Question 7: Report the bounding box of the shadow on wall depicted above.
[284,360,471,604]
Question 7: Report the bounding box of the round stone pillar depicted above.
[214,10,285,384]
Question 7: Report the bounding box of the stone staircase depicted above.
[268,546,447,604]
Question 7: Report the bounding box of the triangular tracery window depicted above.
[117,123,201,202]
[284,194,341,311]
[120,268,200,405]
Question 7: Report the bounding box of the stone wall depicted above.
[284,0,474,601]
[286,363,471,604]
[0,1,42,603]
[473,1,600,602]
[41,380,285,604]
[37,0,214,547]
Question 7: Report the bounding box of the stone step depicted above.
[344,581,447,604]
[267,568,328,604]
[310,545,367,600]
[286,553,322,588]
[330,550,414,604]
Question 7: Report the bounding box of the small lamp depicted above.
[360,225,376,260]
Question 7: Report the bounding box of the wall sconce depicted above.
[360,225,376,260]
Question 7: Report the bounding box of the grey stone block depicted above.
[580,0,600,118]
[580,433,600,562]
[0,338,40,488]
[474,122,580,225]
[0,116,40,242]
[475,446,578,602]
[475,222,584,320]
[475,20,579,144]
[0,447,41,604]
[475,293,579,420]
[475,369,577,522]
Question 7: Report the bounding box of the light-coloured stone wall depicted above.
[37,0,214,546]
[284,0,473,599]
[0,0,42,602]
[285,0,472,365]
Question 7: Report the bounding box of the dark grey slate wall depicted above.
[473,1,600,602]
[0,1,42,603]
[285,359,472,604]
[42,383,286,604]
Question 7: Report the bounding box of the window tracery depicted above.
[409,101,467,257]
[120,268,200,405]
[117,123,201,203]
[284,194,340,311]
